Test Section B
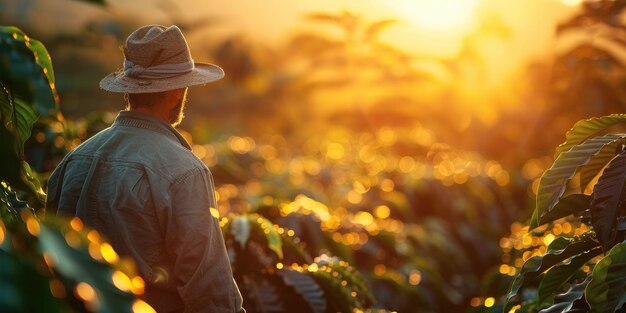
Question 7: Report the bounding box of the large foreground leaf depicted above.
[586,241,626,312]
[0,247,63,312]
[0,26,59,206]
[0,207,146,313]
[532,134,626,229]
[539,277,590,313]
[537,194,591,227]
[0,26,57,116]
[506,233,599,303]
[555,114,626,159]
[0,83,44,204]
[537,247,602,305]
[38,220,138,313]
[590,150,626,252]
[578,142,622,192]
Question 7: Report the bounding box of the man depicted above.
[46,25,245,313]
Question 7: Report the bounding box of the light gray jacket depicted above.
[47,110,244,313]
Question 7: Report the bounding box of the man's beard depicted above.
[169,90,188,127]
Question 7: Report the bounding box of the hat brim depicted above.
[99,62,224,93]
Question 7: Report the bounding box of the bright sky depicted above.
[9,0,580,72]
[177,0,578,59]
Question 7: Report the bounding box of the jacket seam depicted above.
[114,118,175,138]
[67,153,203,184]
[170,167,205,190]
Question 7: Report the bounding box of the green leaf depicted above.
[0,183,23,225]
[277,268,326,313]
[281,233,313,264]
[537,194,591,228]
[20,161,45,203]
[310,255,375,310]
[586,241,626,312]
[555,114,626,159]
[537,247,602,305]
[0,26,59,207]
[538,276,590,313]
[578,142,622,192]
[0,248,63,312]
[0,26,54,89]
[308,265,361,312]
[0,83,28,193]
[533,134,626,229]
[548,236,575,252]
[38,219,137,313]
[0,85,37,145]
[590,150,626,252]
[506,233,599,304]
[0,26,58,115]
[248,214,283,259]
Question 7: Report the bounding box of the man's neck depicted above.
[129,107,172,125]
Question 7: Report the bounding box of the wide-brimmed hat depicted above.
[100,25,224,93]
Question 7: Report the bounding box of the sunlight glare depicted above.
[561,0,583,6]
[387,0,479,31]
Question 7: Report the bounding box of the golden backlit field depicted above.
[3,0,626,312]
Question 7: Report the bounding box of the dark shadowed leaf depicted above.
[548,237,575,252]
[590,150,626,252]
[277,268,326,313]
[506,233,599,304]
[537,194,590,227]
[585,241,626,312]
[578,141,623,192]
[537,247,601,305]
[242,274,285,313]
[538,277,590,313]
[0,248,63,312]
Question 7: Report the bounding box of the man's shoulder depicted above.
[70,125,208,182]
[162,146,209,178]
[121,128,208,181]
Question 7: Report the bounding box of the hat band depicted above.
[123,59,194,79]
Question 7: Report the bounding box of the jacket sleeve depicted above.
[165,168,244,313]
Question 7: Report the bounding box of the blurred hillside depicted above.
[0,1,588,164]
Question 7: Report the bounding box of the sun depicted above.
[386,0,480,31]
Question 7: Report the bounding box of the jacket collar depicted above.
[112,110,192,150]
